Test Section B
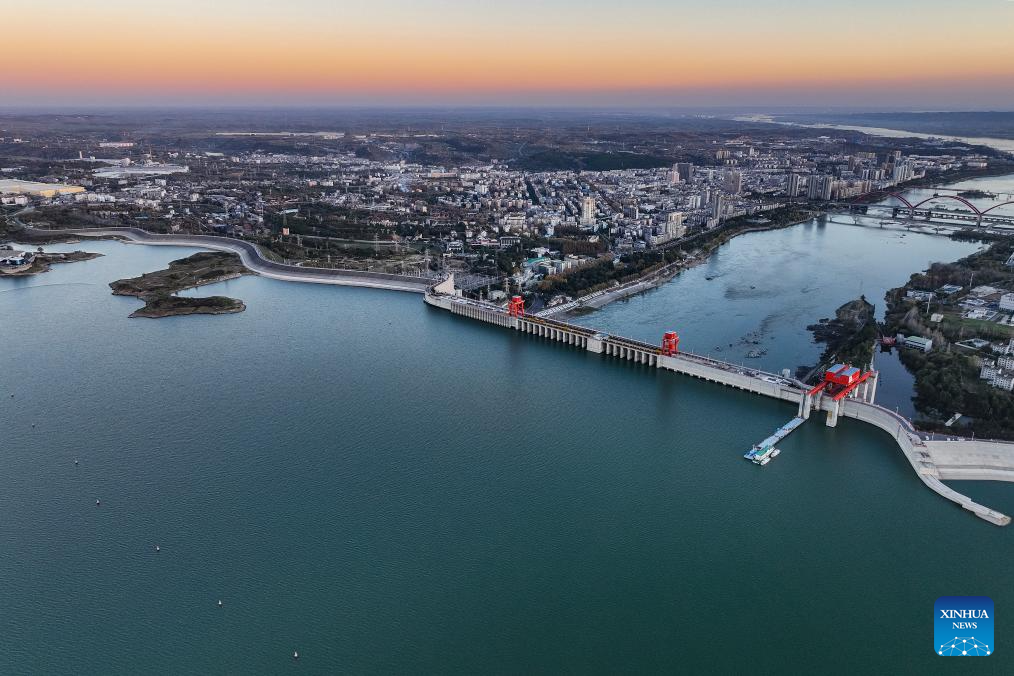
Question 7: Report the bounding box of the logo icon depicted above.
[935,596,993,656]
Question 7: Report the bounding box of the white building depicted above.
[580,196,596,226]
[664,212,686,239]
[723,170,742,195]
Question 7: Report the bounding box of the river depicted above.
[569,216,981,415]
[2,227,1013,673]
[736,114,1014,155]
[570,172,1014,419]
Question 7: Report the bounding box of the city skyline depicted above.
[4,0,1014,108]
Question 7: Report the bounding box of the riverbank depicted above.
[800,297,877,382]
[854,163,1014,203]
[548,211,817,318]
[16,225,438,293]
[883,236,1014,440]
[110,251,248,319]
[552,163,1014,319]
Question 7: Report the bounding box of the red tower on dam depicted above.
[508,295,525,317]
[821,363,872,400]
[802,363,878,426]
[661,331,680,356]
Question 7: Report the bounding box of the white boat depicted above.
[770,448,781,458]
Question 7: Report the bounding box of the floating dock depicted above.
[743,416,806,465]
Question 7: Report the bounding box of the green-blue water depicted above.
[1,230,1012,674]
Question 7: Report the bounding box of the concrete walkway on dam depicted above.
[426,285,1014,526]
[21,226,439,293]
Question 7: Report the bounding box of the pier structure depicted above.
[425,283,1013,526]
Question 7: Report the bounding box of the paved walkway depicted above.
[24,227,439,293]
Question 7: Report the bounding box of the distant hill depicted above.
[776,111,1014,141]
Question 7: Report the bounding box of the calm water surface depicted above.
[1,234,1012,674]
[571,217,981,414]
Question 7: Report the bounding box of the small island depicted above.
[957,189,995,199]
[0,246,102,276]
[801,297,877,380]
[109,251,249,318]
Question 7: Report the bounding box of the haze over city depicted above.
[4,0,1014,108]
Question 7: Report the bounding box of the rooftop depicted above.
[0,179,85,197]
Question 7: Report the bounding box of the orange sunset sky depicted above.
[3,0,1014,107]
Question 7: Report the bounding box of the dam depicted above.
[426,276,1014,526]
[16,226,1013,525]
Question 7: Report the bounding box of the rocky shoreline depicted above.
[109,251,250,319]
[127,293,246,318]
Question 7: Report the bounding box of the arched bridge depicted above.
[840,192,1014,227]
[884,192,1014,217]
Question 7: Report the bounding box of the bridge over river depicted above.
[426,276,1014,527]
[836,190,1014,229]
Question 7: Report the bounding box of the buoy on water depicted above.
[293,651,299,660]
[218,600,223,607]
[155,545,160,552]
[95,499,101,506]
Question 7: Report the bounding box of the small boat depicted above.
[770,448,781,458]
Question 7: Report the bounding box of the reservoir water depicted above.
[2,227,1013,674]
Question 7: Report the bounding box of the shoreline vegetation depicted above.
[882,233,1014,440]
[546,165,1011,318]
[551,165,1012,318]
[800,297,877,383]
[551,206,817,316]
[109,251,248,319]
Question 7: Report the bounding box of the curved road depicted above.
[22,226,439,293]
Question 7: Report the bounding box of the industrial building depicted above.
[0,179,85,198]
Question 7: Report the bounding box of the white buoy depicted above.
[155,545,160,552]
[293,651,299,660]
[95,499,101,506]
[218,600,223,607]
[74,459,79,465]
